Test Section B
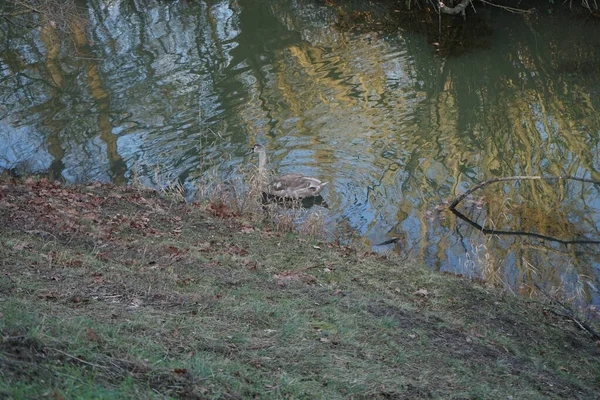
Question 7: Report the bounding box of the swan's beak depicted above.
[244,148,254,156]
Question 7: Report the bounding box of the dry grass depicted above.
[194,164,327,237]
[1,178,599,399]
[458,195,596,314]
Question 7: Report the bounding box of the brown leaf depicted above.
[87,327,101,342]
[274,271,316,286]
[39,291,61,300]
[174,368,188,374]
[96,253,110,262]
[196,241,212,251]
[52,390,65,400]
[67,259,83,267]
[240,225,255,234]
[92,273,104,284]
[201,261,218,268]
[166,245,180,254]
[227,245,248,256]
[13,241,30,251]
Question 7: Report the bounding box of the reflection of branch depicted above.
[450,207,600,245]
[8,0,44,15]
[478,0,535,14]
[449,175,600,245]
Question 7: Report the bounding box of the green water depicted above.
[1,0,600,308]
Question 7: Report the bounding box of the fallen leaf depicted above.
[51,390,65,400]
[196,241,212,251]
[166,245,180,254]
[174,368,188,374]
[201,261,218,268]
[227,245,248,256]
[92,273,104,284]
[13,241,30,251]
[240,226,255,234]
[273,271,316,286]
[87,327,101,342]
[39,291,61,300]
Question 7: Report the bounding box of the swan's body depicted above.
[247,144,328,199]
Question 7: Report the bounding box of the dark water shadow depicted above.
[262,192,329,209]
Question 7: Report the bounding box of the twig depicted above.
[48,348,111,370]
[375,238,401,246]
[534,284,600,340]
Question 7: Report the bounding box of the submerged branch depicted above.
[450,207,600,245]
[448,175,600,245]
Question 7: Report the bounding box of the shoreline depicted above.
[1,177,599,398]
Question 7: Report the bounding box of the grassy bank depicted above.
[1,178,599,399]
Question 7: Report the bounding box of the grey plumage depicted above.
[247,144,329,199]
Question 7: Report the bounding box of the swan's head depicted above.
[245,143,266,155]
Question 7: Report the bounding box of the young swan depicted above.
[246,144,328,199]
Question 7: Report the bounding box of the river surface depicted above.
[1,0,600,309]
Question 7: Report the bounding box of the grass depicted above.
[1,177,599,399]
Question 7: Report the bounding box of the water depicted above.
[1,0,600,308]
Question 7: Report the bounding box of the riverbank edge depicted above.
[1,178,599,399]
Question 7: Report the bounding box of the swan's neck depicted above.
[258,150,268,173]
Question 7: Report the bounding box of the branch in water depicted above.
[448,175,600,245]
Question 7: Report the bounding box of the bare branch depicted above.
[448,175,600,245]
